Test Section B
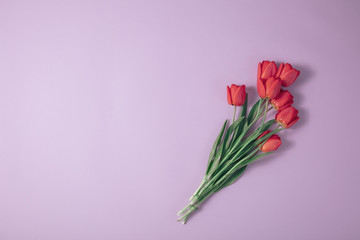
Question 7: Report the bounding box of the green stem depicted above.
[232,106,237,123]
[261,99,269,126]
[178,186,217,224]
[212,150,258,188]
[189,178,206,201]
[177,205,197,224]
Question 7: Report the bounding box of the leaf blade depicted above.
[206,120,228,175]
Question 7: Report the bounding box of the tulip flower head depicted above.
[276,63,300,87]
[227,84,246,106]
[257,61,281,99]
[259,61,277,80]
[257,130,282,153]
[275,106,299,128]
[270,90,294,111]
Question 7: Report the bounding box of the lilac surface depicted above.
[0,0,359,239]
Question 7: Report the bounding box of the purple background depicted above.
[1,0,360,239]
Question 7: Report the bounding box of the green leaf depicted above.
[258,119,276,133]
[216,152,272,191]
[209,143,224,175]
[206,117,244,177]
[220,151,272,189]
[208,120,228,162]
[247,99,262,125]
[228,120,248,150]
[240,94,248,119]
[224,116,244,150]
[230,94,248,144]
[241,152,273,166]
[204,151,274,197]
[206,120,228,175]
[214,165,247,191]
[235,142,257,160]
[229,118,246,149]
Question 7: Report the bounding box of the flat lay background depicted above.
[1,0,360,239]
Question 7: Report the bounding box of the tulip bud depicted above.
[259,61,277,80]
[270,90,294,111]
[265,77,281,99]
[227,84,246,106]
[275,106,299,128]
[257,130,282,152]
[276,63,300,87]
[257,61,281,99]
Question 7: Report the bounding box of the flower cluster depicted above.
[257,61,300,99]
[226,61,300,151]
[178,60,301,224]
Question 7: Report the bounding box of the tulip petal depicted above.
[261,61,277,79]
[230,84,238,97]
[270,90,294,111]
[257,78,266,99]
[279,63,300,87]
[261,135,282,152]
[286,116,299,128]
[233,86,242,106]
[277,100,294,112]
[257,62,262,80]
[278,107,294,123]
[266,78,281,99]
[275,63,284,78]
[261,61,270,74]
[282,63,293,72]
[240,85,246,105]
[276,106,299,128]
[281,70,300,87]
[227,86,233,105]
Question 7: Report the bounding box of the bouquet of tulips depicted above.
[177,61,301,224]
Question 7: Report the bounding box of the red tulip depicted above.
[276,63,300,87]
[227,84,246,106]
[257,130,282,152]
[257,61,281,99]
[270,90,294,111]
[275,106,299,128]
[259,61,277,80]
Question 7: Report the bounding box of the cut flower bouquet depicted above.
[177,61,300,224]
